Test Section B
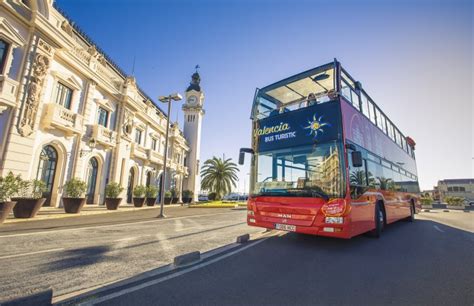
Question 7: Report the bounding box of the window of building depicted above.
[0,39,9,74]
[97,107,109,128]
[54,82,73,109]
[135,129,142,145]
[151,138,157,151]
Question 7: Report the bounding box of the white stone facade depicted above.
[0,0,190,207]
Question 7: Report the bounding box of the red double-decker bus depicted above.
[239,60,420,239]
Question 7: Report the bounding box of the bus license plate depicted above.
[275,223,296,232]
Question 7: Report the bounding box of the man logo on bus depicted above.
[304,114,330,139]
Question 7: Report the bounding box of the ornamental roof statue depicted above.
[186,67,201,92]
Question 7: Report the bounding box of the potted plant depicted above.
[62,178,87,213]
[164,190,172,204]
[0,172,20,224]
[182,190,193,204]
[171,188,179,204]
[104,182,124,210]
[132,185,146,207]
[445,196,465,210]
[12,179,46,218]
[145,185,158,206]
[420,196,433,209]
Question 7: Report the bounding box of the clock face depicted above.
[188,95,198,106]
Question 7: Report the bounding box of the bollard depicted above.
[173,251,200,267]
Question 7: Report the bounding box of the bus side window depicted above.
[348,153,368,199]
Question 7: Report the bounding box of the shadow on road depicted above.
[39,246,115,273]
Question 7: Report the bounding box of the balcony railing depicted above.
[147,149,164,165]
[41,103,84,136]
[91,124,116,148]
[0,76,19,107]
[130,143,148,160]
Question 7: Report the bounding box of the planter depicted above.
[0,201,16,224]
[146,198,156,206]
[446,205,464,210]
[171,197,179,204]
[11,198,46,218]
[164,197,172,204]
[421,205,432,210]
[62,197,86,214]
[105,198,122,210]
[183,197,192,204]
[133,197,145,207]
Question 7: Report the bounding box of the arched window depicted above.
[36,145,58,206]
[86,157,99,204]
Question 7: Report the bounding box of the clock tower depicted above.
[182,70,205,202]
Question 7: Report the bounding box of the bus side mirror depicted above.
[239,148,254,165]
[351,151,363,167]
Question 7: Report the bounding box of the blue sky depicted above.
[56,0,473,191]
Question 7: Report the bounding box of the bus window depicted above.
[351,90,360,111]
[368,100,376,124]
[361,93,370,118]
[388,122,395,141]
[366,160,382,188]
[348,153,368,199]
[375,107,383,129]
[341,80,352,103]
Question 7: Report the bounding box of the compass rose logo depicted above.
[303,114,330,139]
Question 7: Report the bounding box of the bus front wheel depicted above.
[406,202,415,222]
[370,203,384,238]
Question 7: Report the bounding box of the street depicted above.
[78,211,473,306]
[0,207,259,302]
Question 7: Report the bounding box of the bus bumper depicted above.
[247,217,352,239]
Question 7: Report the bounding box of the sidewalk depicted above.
[3,203,183,224]
[0,205,237,235]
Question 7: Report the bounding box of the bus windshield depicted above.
[252,141,344,198]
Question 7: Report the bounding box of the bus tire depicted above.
[406,201,415,222]
[370,202,384,238]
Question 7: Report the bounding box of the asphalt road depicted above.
[95,211,474,306]
[0,207,260,302]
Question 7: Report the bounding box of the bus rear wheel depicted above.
[406,202,415,222]
[370,203,384,238]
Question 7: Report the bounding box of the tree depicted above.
[201,157,239,200]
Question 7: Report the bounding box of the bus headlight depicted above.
[247,210,255,216]
[325,217,344,224]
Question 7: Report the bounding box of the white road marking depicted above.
[433,225,445,233]
[81,237,269,305]
[0,211,239,239]
[155,232,175,252]
[0,248,65,260]
[174,219,184,232]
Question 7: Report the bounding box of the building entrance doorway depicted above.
[36,145,58,206]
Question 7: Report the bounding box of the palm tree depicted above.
[201,157,239,200]
[377,177,392,190]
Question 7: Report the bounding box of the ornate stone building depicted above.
[0,0,192,207]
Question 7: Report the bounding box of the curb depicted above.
[0,289,52,306]
[443,210,450,212]
[173,251,201,267]
[236,234,250,243]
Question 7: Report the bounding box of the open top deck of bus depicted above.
[251,59,416,160]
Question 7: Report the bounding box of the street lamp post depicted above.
[157,93,182,218]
